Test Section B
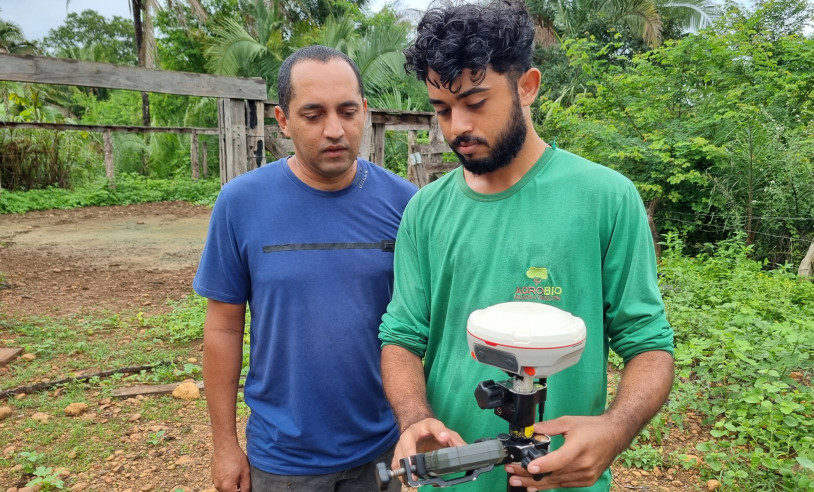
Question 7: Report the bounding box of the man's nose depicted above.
[324,113,345,140]
[449,109,474,137]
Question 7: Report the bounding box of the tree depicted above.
[206,0,422,107]
[537,0,814,264]
[41,10,136,65]
[155,0,242,73]
[62,0,210,126]
[0,17,37,55]
[526,0,718,48]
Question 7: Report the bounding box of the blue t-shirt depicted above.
[194,158,417,475]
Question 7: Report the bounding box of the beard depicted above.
[451,101,527,176]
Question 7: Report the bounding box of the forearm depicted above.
[604,350,674,452]
[202,300,247,451]
[381,344,434,431]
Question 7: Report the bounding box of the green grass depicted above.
[0,174,220,214]
[0,290,250,488]
[1,313,195,392]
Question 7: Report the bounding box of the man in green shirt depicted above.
[378,1,675,490]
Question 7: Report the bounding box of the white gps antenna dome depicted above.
[466,302,587,379]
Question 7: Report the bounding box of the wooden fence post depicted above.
[190,132,199,180]
[248,99,266,170]
[103,129,115,189]
[799,237,814,277]
[407,130,427,187]
[202,141,208,178]
[218,98,266,185]
[360,109,386,166]
[361,110,373,162]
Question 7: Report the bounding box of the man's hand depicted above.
[504,415,623,490]
[505,351,674,490]
[211,443,251,492]
[391,417,467,470]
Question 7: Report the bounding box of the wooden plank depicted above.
[407,130,426,187]
[263,104,435,130]
[103,129,115,189]
[111,381,205,398]
[202,141,209,177]
[190,132,200,180]
[265,134,295,159]
[218,98,232,185]
[372,122,385,167]
[799,237,814,276]
[0,53,267,100]
[417,143,452,155]
[370,111,434,126]
[0,347,24,366]
[360,110,373,162]
[218,98,253,184]
[247,99,266,169]
[0,121,218,135]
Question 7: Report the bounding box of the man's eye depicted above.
[435,108,450,117]
[468,100,485,109]
[304,114,320,121]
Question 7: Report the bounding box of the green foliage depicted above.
[17,451,45,474]
[525,0,717,51]
[538,2,814,266]
[76,89,142,127]
[147,429,166,446]
[0,17,37,54]
[1,83,102,191]
[147,294,209,344]
[0,175,220,214]
[656,234,814,489]
[145,293,251,375]
[40,10,137,66]
[618,442,666,469]
[26,466,64,490]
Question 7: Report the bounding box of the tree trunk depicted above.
[798,237,814,277]
[132,0,151,127]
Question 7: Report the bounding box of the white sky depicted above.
[0,0,434,42]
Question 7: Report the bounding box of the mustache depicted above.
[451,135,488,148]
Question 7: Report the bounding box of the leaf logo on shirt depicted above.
[526,267,548,284]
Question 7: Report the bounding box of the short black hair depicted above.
[277,45,364,116]
[403,1,534,91]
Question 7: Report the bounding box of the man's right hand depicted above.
[391,417,466,470]
[212,445,251,492]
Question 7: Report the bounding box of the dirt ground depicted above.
[0,202,704,491]
[0,201,208,319]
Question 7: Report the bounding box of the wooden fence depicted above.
[0,53,454,189]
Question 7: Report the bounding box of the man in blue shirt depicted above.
[194,45,417,492]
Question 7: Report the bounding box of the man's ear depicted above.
[274,105,290,137]
[517,68,542,107]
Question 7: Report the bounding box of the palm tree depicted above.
[206,0,315,94]
[528,0,718,48]
[206,0,418,107]
[0,17,37,55]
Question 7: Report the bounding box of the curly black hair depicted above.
[403,0,534,91]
